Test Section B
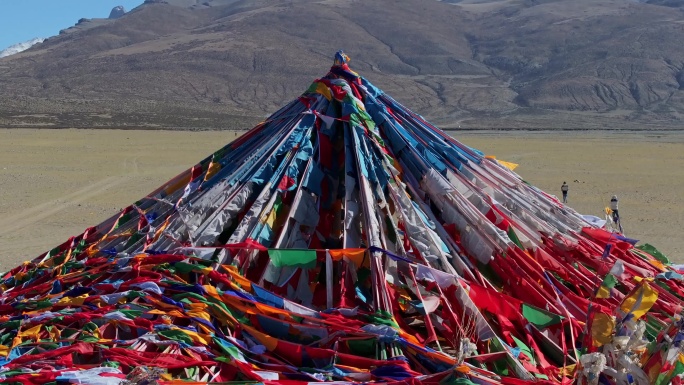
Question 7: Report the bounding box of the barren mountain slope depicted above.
[468,0,684,124]
[1,0,684,129]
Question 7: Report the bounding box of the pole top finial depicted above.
[334,50,350,66]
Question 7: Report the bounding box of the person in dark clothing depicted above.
[610,195,623,232]
[561,181,569,203]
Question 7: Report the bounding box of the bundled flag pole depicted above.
[0,51,682,385]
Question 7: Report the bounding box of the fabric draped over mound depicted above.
[0,51,682,385]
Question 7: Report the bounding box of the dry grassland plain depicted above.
[0,129,682,271]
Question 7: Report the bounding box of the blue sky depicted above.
[0,0,144,50]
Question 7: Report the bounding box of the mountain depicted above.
[109,6,127,19]
[0,37,45,59]
[1,0,684,130]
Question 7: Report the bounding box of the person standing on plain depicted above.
[609,195,623,232]
[561,181,569,203]
[610,195,619,221]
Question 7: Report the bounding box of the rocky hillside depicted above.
[1,0,684,130]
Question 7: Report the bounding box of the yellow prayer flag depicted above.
[633,276,654,283]
[18,324,42,340]
[178,328,210,345]
[484,155,518,170]
[147,309,169,315]
[265,209,277,228]
[56,294,88,307]
[222,266,252,291]
[559,364,577,377]
[186,303,211,322]
[591,313,615,347]
[49,327,61,342]
[595,285,611,299]
[204,161,221,181]
[497,160,519,171]
[202,284,221,299]
[620,282,658,319]
[315,82,332,101]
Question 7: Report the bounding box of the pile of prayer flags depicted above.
[0,51,682,385]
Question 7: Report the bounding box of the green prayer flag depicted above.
[674,360,684,378]
[123,232,143,248]
[273,195,283,215]
[186,366,198,378]
[511,335,537,365]
[126,291,147,300]
[521,304,564,328]
[366,310,400,329]
[0,320,22,330]
[172,262,201,274]
[655,359,684,385]
[213,337,242,360]
[306,82,320,93]
[268,249,317,268]
[602,273,618,289]
[347,338,376,357]
[114,212,133,229]
[442,379,478,385]
[119,309,143,319]
[158,329,194,345]
[102,361,121,369]
[77,335,100,342]
[0,334,11,346]
[83,322,98,332]
[173,292,207,303]
[507,227,523,249]
[636,243,671,265]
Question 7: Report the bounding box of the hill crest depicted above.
[1,0,684,130]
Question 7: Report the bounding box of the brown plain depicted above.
[0,129,681,272]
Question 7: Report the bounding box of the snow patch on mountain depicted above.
[0,38,45,58]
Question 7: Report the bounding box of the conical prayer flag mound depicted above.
[1,51,682,385]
